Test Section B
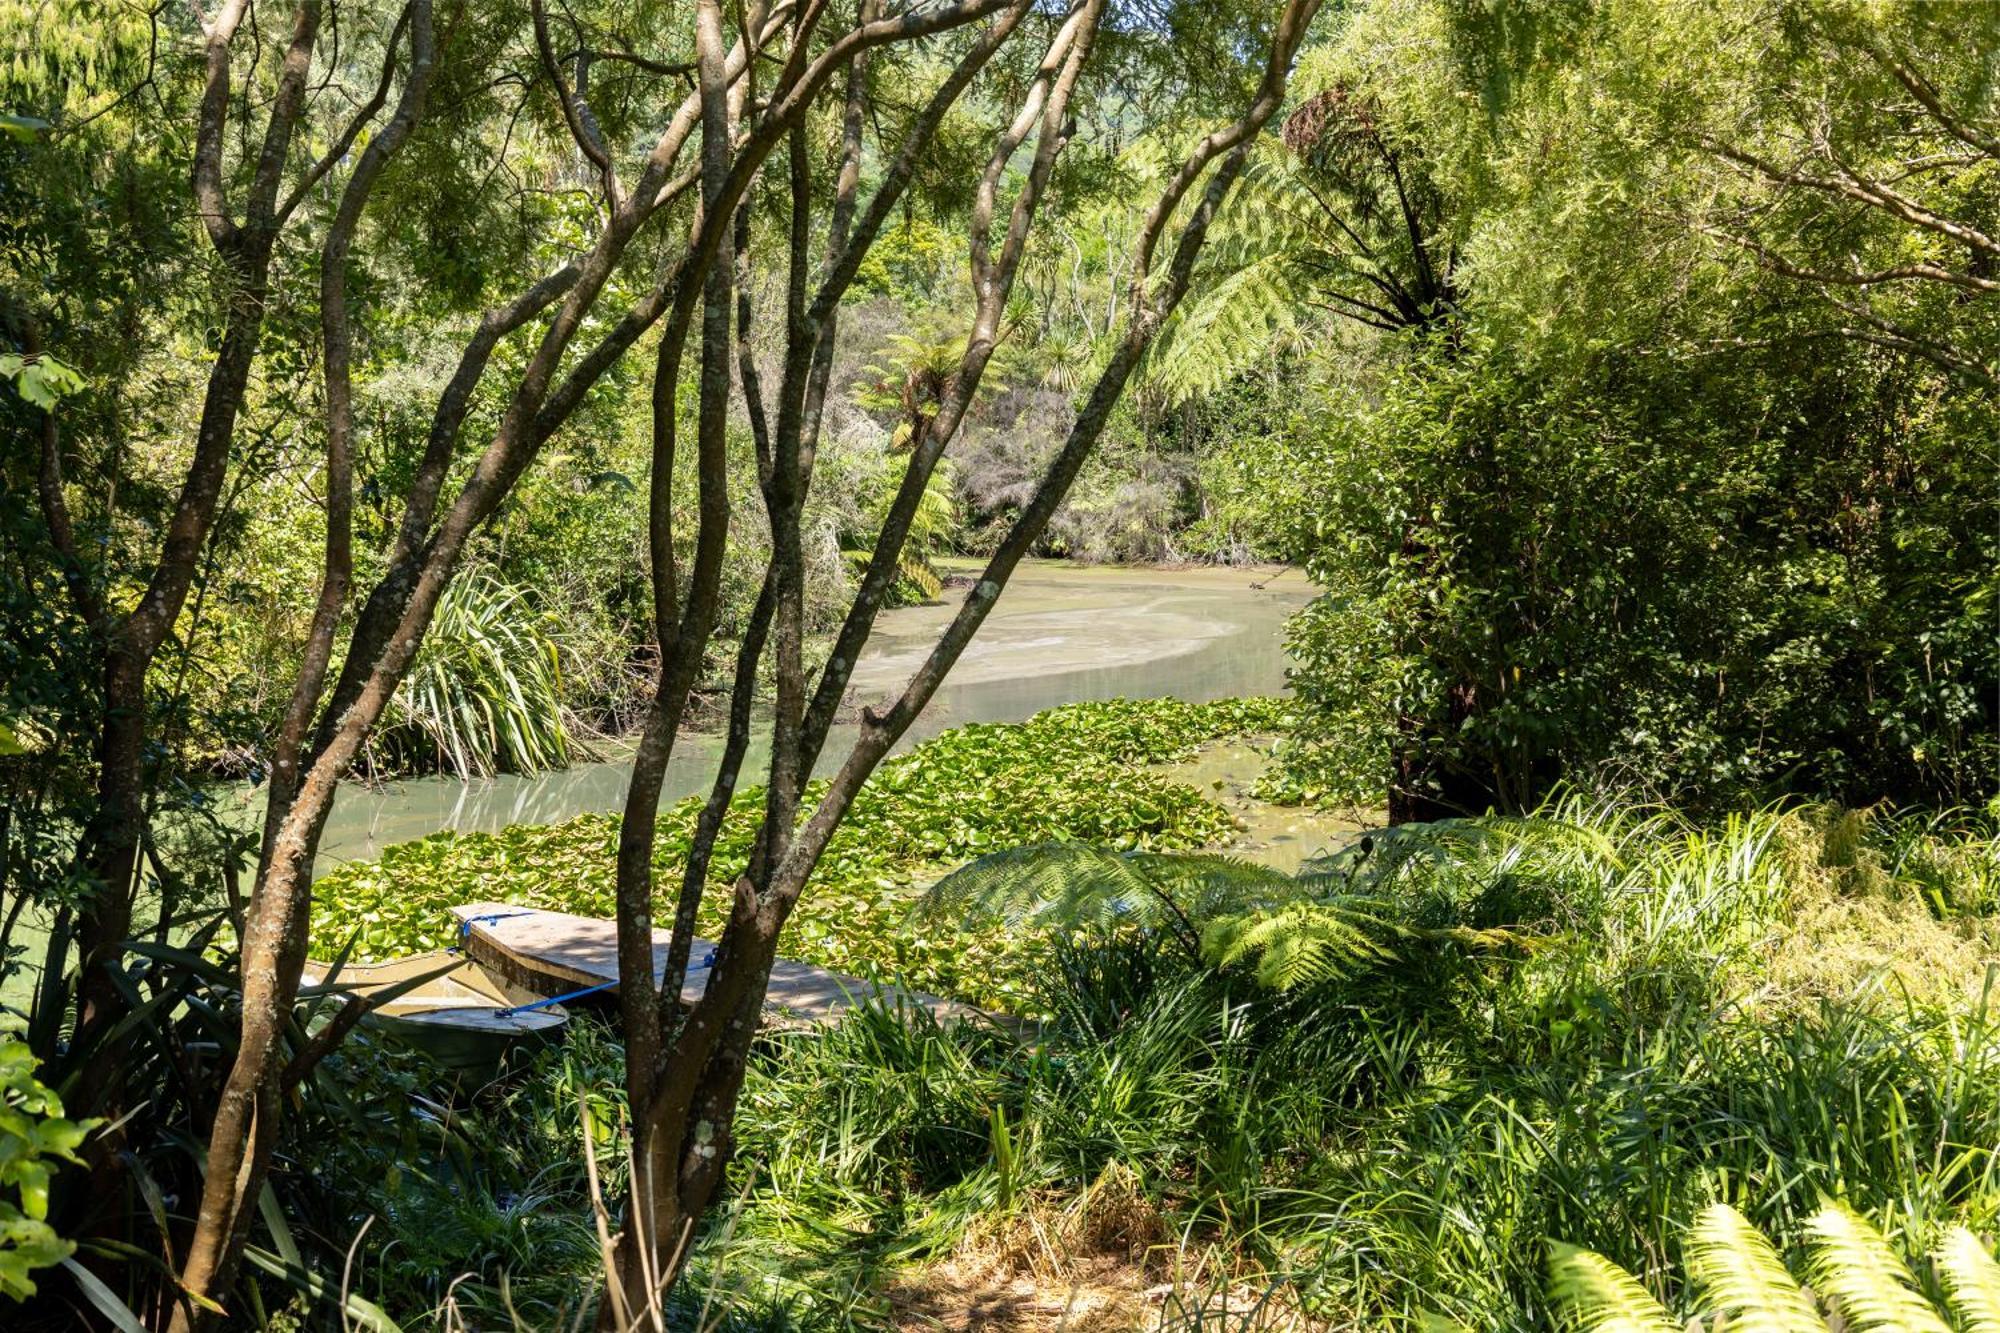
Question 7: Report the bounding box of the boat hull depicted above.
[300,953,567,1080]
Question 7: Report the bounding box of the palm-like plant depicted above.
[1148,80,1461,405]
[848,454,961,603]
[918,842,1508,991]
[1548,1202,2000,1333]
[385,568,570,778]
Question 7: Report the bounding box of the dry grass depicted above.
[888,1166,1324,1332]
[1754,806,2000,1009]
[1762,868,2000,1008]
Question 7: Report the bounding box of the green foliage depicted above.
[1547,1241,1675,1333]
[1248,330,1998,813]
[381,568,570,778]
[921,842,1490,991]
[0,1041,90,1301]
[312,698,1282,1010]
[304,787,2000,1328]
[847,456,962,604]
[1203,0,1998,818]
[1682,1202,1822,1331]
[0,353,81,410]
[1554,1201,2000,1333]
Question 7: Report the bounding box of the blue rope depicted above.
[458,909,536,942]
[495,978,617,1018]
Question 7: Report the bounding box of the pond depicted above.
[272,559,1318,873]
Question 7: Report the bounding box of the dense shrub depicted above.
[1243,336,1998,816]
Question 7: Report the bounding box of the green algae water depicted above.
[291,561,1314,871]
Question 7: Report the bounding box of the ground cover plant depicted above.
[288,787,2000,1329]
[311,698,1285,1011]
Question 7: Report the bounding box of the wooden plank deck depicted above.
[450,902,984,1028]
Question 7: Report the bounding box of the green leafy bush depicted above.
[0,1041,92,1301]
[312,698,1282,1010]
[380,568,571,777]
[1244,336,1998,816]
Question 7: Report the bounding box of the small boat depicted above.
[299,952,568,1080]
[450,901,987,1030]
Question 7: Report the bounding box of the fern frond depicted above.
[923,845,1407,988]
[1144,152,1345,405]
[1201,899,1389,990]
[1122,851,1299,919]
[1937,1226,2000,1333]
[1547,1241,1677,1333]
[1801,1202,1948,1333]
[1684,1203,1822,1333]
[1149,251,1314,403]
[917,843,1165,932]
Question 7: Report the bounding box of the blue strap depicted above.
[459,909,536,941]
[495,978,617,1018]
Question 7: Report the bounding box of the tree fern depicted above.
[1548,1241,1676,1333]
[895,458,960,601]
[919,842,1168,933]
[1937,1226,2000,1332]
[1146,160,1330,404]
[1146,70,1463,407]
[1201,898,1391,989]
[855,455,960,603]
[919,843,1411,985]
[1804,1201,1950,1333]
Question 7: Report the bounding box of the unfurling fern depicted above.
[918,842,1501,987]
[1550,1201,2000,1333]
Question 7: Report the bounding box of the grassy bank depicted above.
[285,702,2000,1330]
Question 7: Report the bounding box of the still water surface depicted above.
[269,560,1314,871]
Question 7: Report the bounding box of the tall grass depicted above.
[383,568,571,778]
[300,798,2000,1330]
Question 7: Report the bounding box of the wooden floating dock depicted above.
[450,902,984,1029]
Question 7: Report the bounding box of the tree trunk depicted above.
[599,1,1322,1319]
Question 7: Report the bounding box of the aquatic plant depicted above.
[311,698,1287,1010]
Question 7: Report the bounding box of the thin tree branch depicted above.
[534,0,620,203]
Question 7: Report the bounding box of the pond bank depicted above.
[1157,736,1371,874]
[293,559,1316,872]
